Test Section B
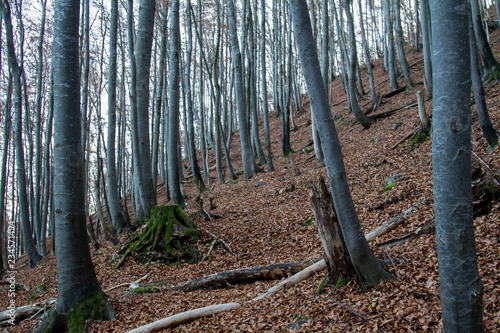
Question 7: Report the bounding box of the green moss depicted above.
[382,183,397,194]
[67,292,114,333]
[131,286,160,295]
[408,132,429,149]
[315,275,328,295]
[301,218,314,228]
[29,283,47,301]
[335,277,349,288]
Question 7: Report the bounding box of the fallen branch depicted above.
[252,259,327,301]
[169,259,320,291]
[104,273,150,292]
[201,228,236,256]
[391,128,419,149]
[0,298,56,326]
[377,219,435,248]
[365,200,427,242]
[126,302,242,333]
[381,85,407,99]
[369,101,417,120]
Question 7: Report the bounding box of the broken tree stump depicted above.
[308,176,355,284]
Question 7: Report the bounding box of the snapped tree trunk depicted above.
[431,1,484,331]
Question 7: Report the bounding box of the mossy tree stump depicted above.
[119,205,200,267]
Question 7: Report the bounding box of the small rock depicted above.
[286,318,309,329]
[110,253,120,264]
[392,122,402,130]
[256,182,266,187]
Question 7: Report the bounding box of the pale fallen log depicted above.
[126,302,242,333]
[0,298,56,325]
[365,200,426,242]
[251,259,327,301]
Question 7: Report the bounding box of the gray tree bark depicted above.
[261,0,274,171]
[290,0,391,287]
[470,0,500,79]
[34,0,115,330]
[227,0,255,179]
[394,0,412,86]
[107,0,127,233]
[1,0,42,269]
[135,0,157,210]
[431,1,484,331]
[469,16,499,149]
[420,0,432,94]
[167,0,183,205]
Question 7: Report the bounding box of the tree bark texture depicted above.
[431,1,484,331]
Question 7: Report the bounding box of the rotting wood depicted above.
[104,273,150,292]
[126,302,242,333]
[308,176,354,282]
[252,259,327,301]
[289,153,301,175]
[168,259,320,291]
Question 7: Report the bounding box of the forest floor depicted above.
[3,28,500,333]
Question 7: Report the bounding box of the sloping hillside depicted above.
[4,29,500,333]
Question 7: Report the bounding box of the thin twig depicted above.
[306,295,369,322]
[385,249,399,280]
[201,228,236,255]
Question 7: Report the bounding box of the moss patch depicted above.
[125,205,200,266]
[67,292,115,333]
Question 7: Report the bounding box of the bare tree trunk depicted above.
[1,0,41,269]
[290,0,391,286]
[431,1,484,331]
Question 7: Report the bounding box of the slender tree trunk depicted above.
[33,0,48,255]
[344,0,371,129]
[394,0,412,86]
[261,0,274,171]
[357,0,379,112]
[1,0,42,269]
[469,15,499,149]
[227,0,255,179]
[290,0,391,286]
[470,0,500,79]
[431,1,484,331]
[168,0,183,205]
[135,0,157,210]
[421,0,432,94]
[106,0,127,233]
[385,0,399,90]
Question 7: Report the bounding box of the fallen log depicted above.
[365,200,427,242]
[126,302,242,333]
[252,259,327,301]
[169,259,320,291]
[381,85,407,99]
[368,101,417,120]
[0,298,56,326]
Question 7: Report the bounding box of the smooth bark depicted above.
[290,0,391,286]
[431,1,484,331]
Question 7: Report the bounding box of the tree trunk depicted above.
[290,0,391,287]
[227,0,255,179]
[469,12,499,149]
[260,0,274,171]
[394,0,413,87]
[309,176,355,283]
[167,0,183,205]
[1,0,41,269]
[420,0,432,94]
[34,0,115,330]
[135,0,157,210]
[470,0,500,79]
[107,0,127,233]
[431,1,484,331]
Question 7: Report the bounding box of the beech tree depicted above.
[431,0,484,331]
[290,0,391,286]
[1,0,42,268]
[34,0,115,330]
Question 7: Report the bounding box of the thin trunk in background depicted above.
[394,0,412,87]
[107,0,127,232]
[1,0,42,269]
[261,0,274,171]
[168,0,183,205]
